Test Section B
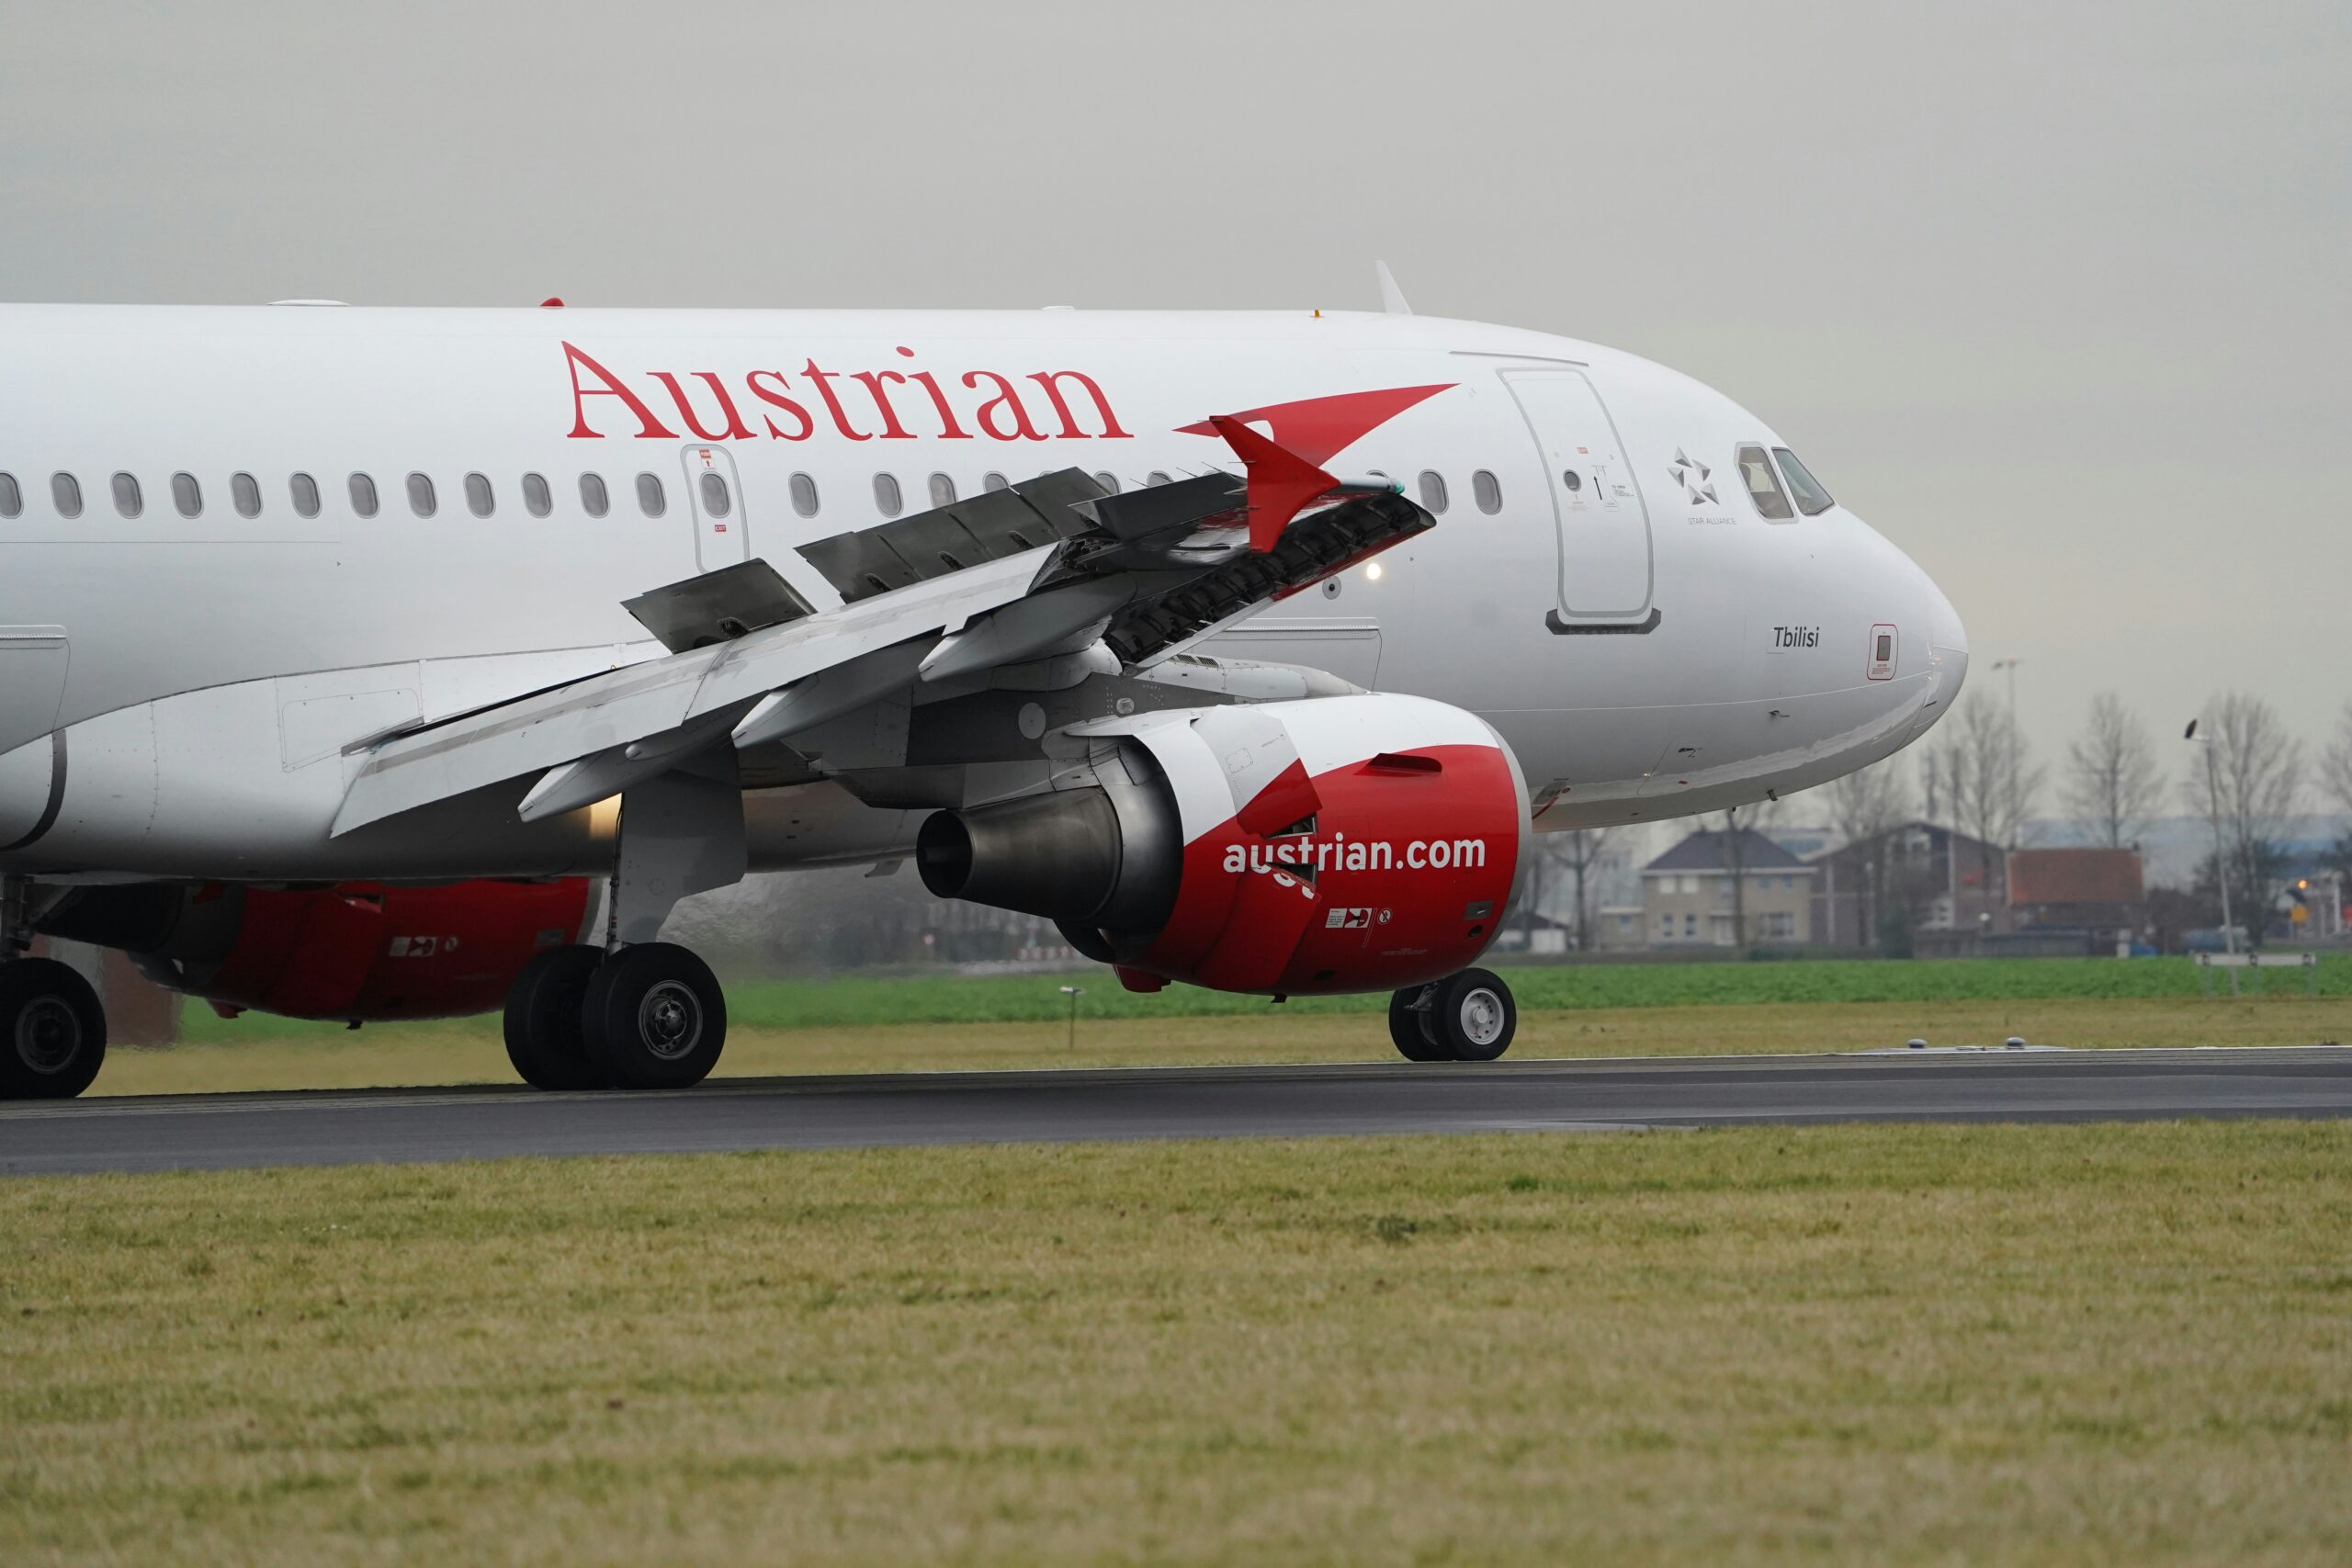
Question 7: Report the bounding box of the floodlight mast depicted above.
[2185,718,2237,955]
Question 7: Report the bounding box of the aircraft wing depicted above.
[332,449,1430,837]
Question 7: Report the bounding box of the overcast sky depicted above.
[3,0,2346,814]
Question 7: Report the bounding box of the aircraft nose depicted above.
[1922,561,1967,702]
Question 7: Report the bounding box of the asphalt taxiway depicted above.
[4,1046,2348,1176]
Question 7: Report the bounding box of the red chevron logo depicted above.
[1175,383,1455,468]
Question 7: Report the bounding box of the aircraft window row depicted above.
[7,463,1523,526]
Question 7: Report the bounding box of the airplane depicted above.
[0,276,1966,1098]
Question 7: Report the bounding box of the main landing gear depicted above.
[503,761,744,1092]
[1388,967,1517,1063]
[0,879,107,1100]
[0,955,107,1100]
[503,942,729,1091]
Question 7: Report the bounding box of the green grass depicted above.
[5,1122,2349,1565]
[175,954,2352,1042]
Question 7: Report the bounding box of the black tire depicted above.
[503,945,607,1090]
[0,957,108,1100]
[581,942,728,1090]
[1387,986,1450,1061]
[1425,968,1516,1062]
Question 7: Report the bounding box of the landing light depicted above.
[1365,562,1385,581]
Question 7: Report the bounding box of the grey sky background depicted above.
[3,0,2346,816]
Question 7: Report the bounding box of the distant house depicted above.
[2007,848,2145,945]
[1640,829,1816,947]
[1491,910,1574,955]
[1592,904,1649,952]
[1809,821,2007,951]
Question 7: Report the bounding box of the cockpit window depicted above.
[1773,448,1834,515]
[1736,445,1792,520]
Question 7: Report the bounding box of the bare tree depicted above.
[1713,795,1785,951]
[1553,827,1618,950]
[1819,757,1913,946]
[2064,692,2166,848]
[1931,694,2044,902]
[2185,691,2304,942]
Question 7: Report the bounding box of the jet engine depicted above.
[917,694,1527,995]
[37,878,598,1021]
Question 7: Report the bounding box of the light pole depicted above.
[1991,657,2024,835]
[1991,656,2023,722]
[2185,718,2236,955]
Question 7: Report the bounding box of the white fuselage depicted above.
[0,304,1965,882]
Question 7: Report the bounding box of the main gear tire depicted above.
[581,942,728,1090]
[1425,968,1516,1062]
[1387,986,1451,1062]
[0,957,108,1100]
[503,944,607,1090]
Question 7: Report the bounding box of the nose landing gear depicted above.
[1387,967,1517,1063]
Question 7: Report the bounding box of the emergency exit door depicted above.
[680,445,751,572]
[1500,368,1656,629]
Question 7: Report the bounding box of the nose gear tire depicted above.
[0,957,108,1100]
[503,945,609,1090]
[582,942,728,1090]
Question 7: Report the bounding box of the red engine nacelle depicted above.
[40,878,598,1021]
[917,694,1527,996]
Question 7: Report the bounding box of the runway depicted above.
[5,1046,2350,1176]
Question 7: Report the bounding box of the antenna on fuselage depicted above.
[1374,260,1413,316]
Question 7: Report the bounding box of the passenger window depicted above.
[112,472,143,519]
[464,472,495,518]
[289,473,321,518]
[1472,469,1502,514]
[789,472,819,517]
[349,473,379,518]
[232,472,262,518]
[1774,448,1834,515]
[928,472,956,508]
[0,473,18,518]
[579,473,609,517]
[407,473,437,518]
[1736,445,1793,520]
[982,471,1009,492]
[522,473,552,517]
[1418,470,1448,514]
[1146,470,1171,487]
[873,472,902,517]
[171,472,202,518]
[1092,471,1120,494]
[636,473,665,517]
[52,473,81,518]
[698,470,731,518]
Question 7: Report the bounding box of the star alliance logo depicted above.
[1668,448,1716,506]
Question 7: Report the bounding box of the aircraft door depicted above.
[1500,368,1656,630]
[681,445,750,572]
[0,626,68,758]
